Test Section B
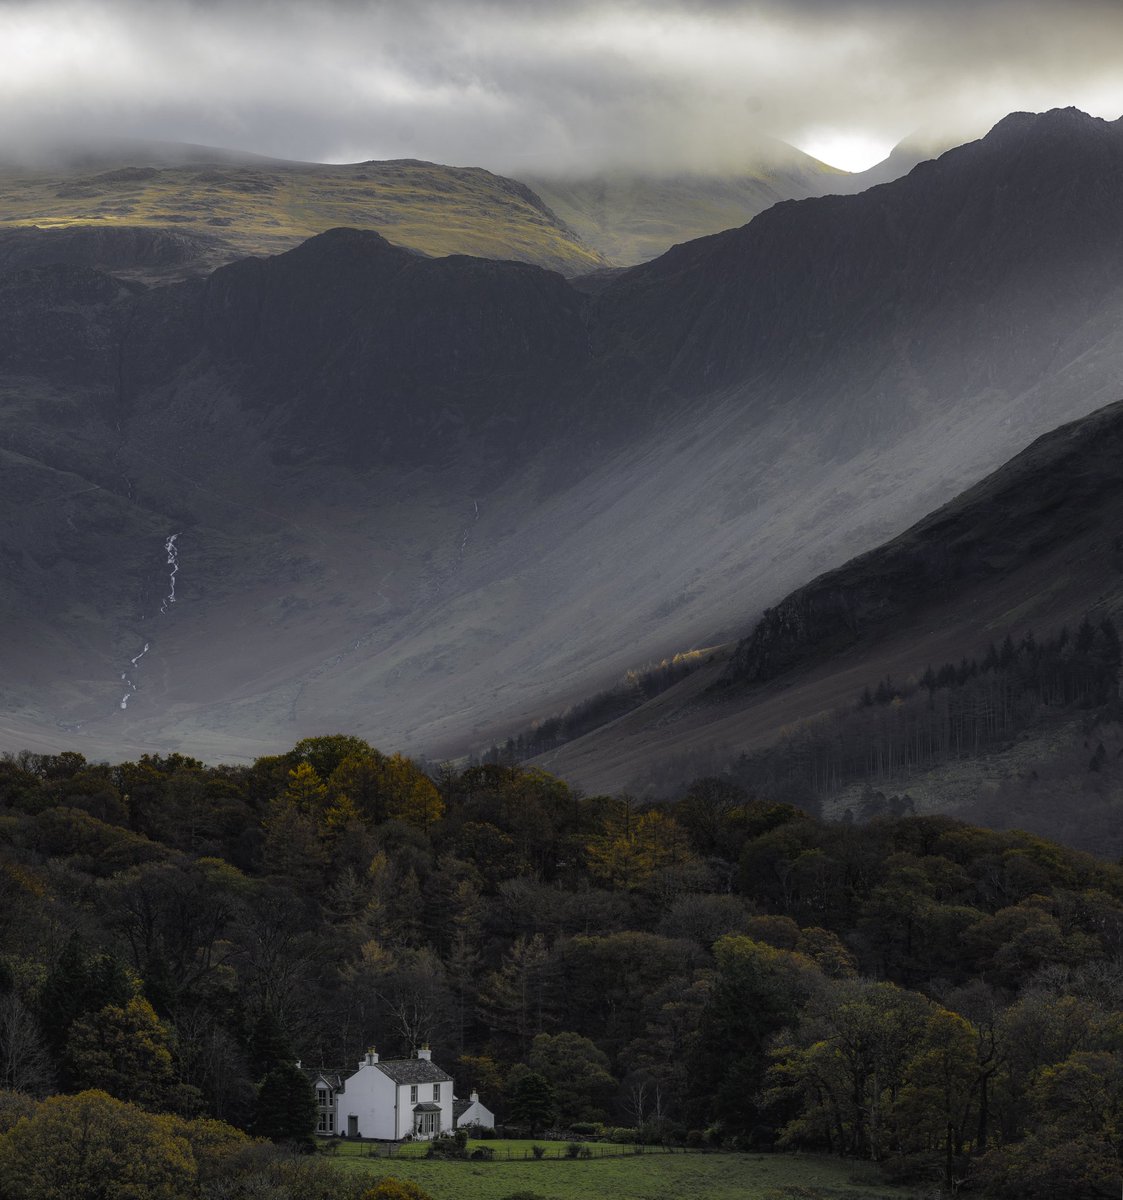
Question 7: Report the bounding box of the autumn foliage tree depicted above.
[0,1090,196,1200]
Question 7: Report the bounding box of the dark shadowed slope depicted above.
[537,398,1123,794]
[5,109,1123,765]
[721,398,1123,690]
[594,108,1123,408]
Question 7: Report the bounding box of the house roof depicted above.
[302,1068,346,1090]
[375,1058,453,1085]
[413,1101,442,1112]
[453,1098,471,1120]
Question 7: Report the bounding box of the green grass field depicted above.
[328,1139,923,1199]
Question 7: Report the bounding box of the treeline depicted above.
[716,617,1121,803]
[2,739,1123,1195]
[479,649,708,764]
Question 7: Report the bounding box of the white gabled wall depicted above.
[335,1061,399,1140]
[455,1093,495,1129]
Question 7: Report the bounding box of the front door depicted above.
[348,1115,358,1138]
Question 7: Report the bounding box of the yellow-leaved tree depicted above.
[0,1090,196,1200]
[585,797,694,889]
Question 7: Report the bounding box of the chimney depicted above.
[359,1046,378,1069]
[470,1090,478,1103]
[418,1044,432,1061]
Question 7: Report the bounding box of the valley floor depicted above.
[331,1143,920,1200]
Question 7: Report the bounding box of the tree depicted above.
[0,994,52,1096]
[281,762,329,813]
[381,755,444,831]
[0,1090,196,1200]
[477,933,553,1055]
[894,1008,980,1188]
[585,800,695,890]
[692,936,821,1135]
[66,995,194,1114]
[260,795,327,886]
[37,937,134,1084]
[528,1031,617,1124]
[767,978,934,1160]
[100,857,247,1008]
[375,948,452,1054]
[247,1008,295,1081]
[507,1070,556,1136]
[974,1130,1119,1200]
[0,1091,38,1135]
[290,735,376,781]
[254,1061,316,1144]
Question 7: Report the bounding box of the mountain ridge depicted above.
[4,108,1123,767]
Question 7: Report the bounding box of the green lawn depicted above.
[329,1140,924,1199]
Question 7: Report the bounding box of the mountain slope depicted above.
[522,135,846,265]
[533,396,1123,796]
[0,146,606,278]
[721,398,1123,690]
[593,108,1123,407]
[5,109,1123,767]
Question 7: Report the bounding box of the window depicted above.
[410,1085,418,1103]
[317,1088,329,1107]
[327,1112,335,1133]
[433,1084,441,1102]
[317,1112,327,1132]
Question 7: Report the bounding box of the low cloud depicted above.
[1,0,1121,173]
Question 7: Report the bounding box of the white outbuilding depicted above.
[453,1089,496,1130]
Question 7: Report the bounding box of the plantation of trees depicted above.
[709,617,1122,807]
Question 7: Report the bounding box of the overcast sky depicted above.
[2,0,1122,173]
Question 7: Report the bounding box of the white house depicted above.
[453,1089,496,1131]
[303,1046,455,1140]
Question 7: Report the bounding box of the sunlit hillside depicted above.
[0,148,607,277]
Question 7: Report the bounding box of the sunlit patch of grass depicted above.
[0,158,607,274]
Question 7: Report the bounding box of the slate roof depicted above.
[302,1067,346,1090]
[413,1101,442,1112]
[374,1058,453,1085]
[453,1098,471,1120]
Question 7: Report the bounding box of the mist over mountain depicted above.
[517,131,950,268]
[520,134,849,266]
[3,107,1123,771]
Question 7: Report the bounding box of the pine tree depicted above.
[506,1070,556,1136]
[254,1061,317,1144]
[247,1009,293,1082]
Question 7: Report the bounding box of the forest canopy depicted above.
[2,734,1123,1196]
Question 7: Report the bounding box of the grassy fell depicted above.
[0,157,607,275]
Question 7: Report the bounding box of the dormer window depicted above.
[317,1088,329,1107]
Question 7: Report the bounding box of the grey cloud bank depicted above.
[2,0,1122,171]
